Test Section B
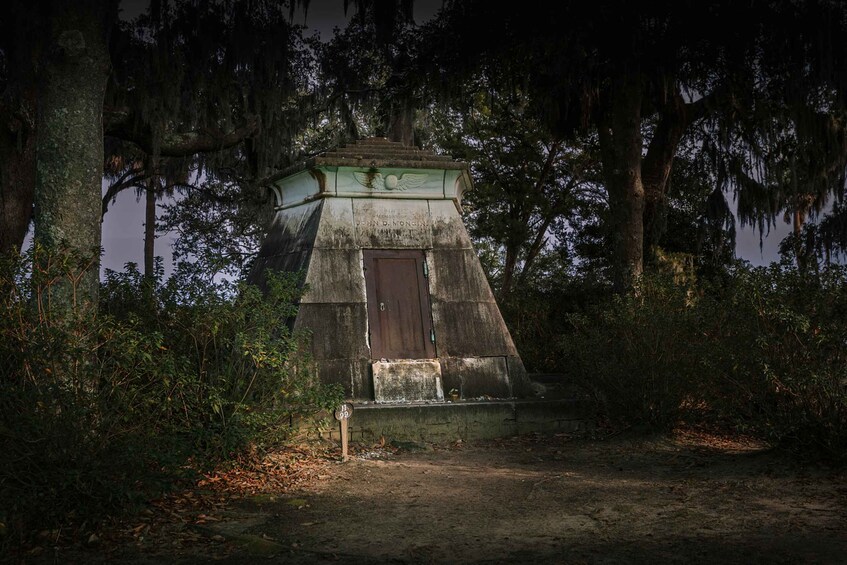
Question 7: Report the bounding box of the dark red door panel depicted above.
[363,250,435,359]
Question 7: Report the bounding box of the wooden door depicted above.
[363,250,435,359]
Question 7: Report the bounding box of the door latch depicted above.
[379,302,385,311]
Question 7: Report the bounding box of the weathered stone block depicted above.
[428,199,473,249]
[247,251,310,290]
[301,249,366,304]
[427,248,497,303]
[297,400,593,442]
[352,199,433,249]
[314,198,357,249]
[440,370,462,401]
[336,167,445,197]
[272,169,322,207]
[315,357,373,400]
[514,399,591,435]
[294,303,370,360]
[373,360,444,402]
[345,402,518,442]
[432,302,518,357]
[440,356,512,399]
[256,201,321,257]
[507,355,533,398]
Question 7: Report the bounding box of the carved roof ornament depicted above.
[353,171,429,191]
[266,137,473,210]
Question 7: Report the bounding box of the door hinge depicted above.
[430,328,436,344]
[422,260,429,278]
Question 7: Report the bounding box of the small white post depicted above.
[334,403,354,462]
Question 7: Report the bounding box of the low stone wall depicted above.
[296,399,593,444]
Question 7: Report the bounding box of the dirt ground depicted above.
[23,429,847,564]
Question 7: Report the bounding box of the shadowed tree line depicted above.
[3,1,847,293]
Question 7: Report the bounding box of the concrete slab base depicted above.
[300,399,593,444]
[372,360,444,403]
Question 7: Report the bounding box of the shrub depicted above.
[561,274,705,430]
[0,246,342,547]
[498,276,610,373]
[701,262,847,457]
[560,262,847,460]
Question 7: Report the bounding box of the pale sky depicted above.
[293,0,443,39]
[734,217,791,267]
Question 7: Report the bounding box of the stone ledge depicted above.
[298,399,593,443]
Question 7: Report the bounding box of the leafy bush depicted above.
[561,274,704,430]
[0,246,342,546]
[560,262,847,460]
[498,276,609,373]
[702,263,847,457]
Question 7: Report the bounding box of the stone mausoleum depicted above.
[249,137,530,403]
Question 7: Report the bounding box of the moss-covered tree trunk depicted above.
[34,0,112,308]
[0,6,39,256]
[0,92,36,255]
[598,70,645,293]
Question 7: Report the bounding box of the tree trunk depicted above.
[499,244,518,298]
[143,154,160,279]
[34,0,112,309]
[517,214,554,287]
[0,7,39,256]
[0,93,36,255]
[641,93,687,265]
[515,142,563,286]
[144,178,156,279]
[388,96,414,147]
[597,71,645,293]
[793,205,809,272]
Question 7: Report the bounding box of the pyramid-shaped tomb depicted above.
[250,137,530,402]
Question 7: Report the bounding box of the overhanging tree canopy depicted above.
[418,0,847,290]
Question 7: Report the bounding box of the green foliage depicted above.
[421,74,601,298]
[497,270,609,374]
[0,246,341,546]
[560,264,847,461]
[702,263,847,458]
[562,275,703,430]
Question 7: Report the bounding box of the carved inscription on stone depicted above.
[356,208,429,244]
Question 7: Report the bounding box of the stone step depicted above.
[351,137,403,144]
[313,155,467,170]
[294,398,593,443]
[327,149,453,159]
[325,150,451,158]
